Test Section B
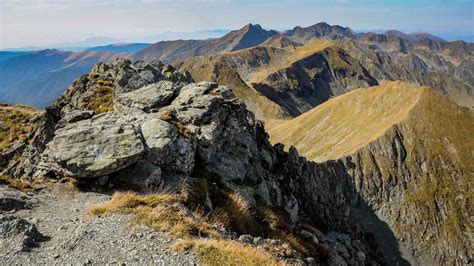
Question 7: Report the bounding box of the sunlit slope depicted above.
[269,81,427,162]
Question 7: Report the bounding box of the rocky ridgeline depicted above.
[1,58,386,264]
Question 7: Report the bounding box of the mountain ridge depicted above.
[268,80,474,264]
[3,22,471,110]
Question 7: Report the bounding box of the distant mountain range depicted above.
[0,22,472,109]
[175,22,473,119]
[0,50,127,107]
[132,24,278,62]
[86,43,151,53]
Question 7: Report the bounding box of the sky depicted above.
[0,0,473,49]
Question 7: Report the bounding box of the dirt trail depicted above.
[1,183,197,265]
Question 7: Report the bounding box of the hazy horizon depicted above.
[1,0,473,49]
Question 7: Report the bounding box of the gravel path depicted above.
[1,183,198,265]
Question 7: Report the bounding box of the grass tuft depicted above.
[0,175,46,193]
[81,85,114,114]
[159,110,192,138]
[90,191,221,239]
[0,105,38,152]
[175,239,280,266]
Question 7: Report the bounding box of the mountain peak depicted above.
[286,22,355,43]
[225,23,278,51]
[244,23,263,30]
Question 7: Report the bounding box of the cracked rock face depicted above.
[115,81,182,112]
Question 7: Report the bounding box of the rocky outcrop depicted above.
[3,58,386,264]
[37,113,146,178]
[252,47,378,116]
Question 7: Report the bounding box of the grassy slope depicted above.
[268,81,425,162]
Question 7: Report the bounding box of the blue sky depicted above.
[0,0,472,48]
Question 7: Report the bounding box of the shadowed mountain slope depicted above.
[268,80,474,264]
[0,50,129,107]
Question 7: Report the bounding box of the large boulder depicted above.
[115,81,182,112]
[38,113,146,178]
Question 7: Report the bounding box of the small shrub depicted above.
[222,193,262,235]
[88,72,100,80]
[97,80,114,87]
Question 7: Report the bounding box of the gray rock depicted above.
[38,113,146,178]
[238,234,253,244]
[303,257,317,265]
[57,110,94,127]
[299,230,319,244]
[113,161,163,190]
[0,215,46,255]
[115,81,181,112]
[253,236,263,245]
[327,250,348,266]
[0,185,35,211]
[141,116,195,175]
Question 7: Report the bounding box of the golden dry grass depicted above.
[0,105,39,152]
[175,239,280,266]
[0,175,33,192]
[0,175,47,193]
[91,191,287,265]
[81,85,114,114]
[90,191,222,239]
[90,188,328,263]
[268,81,426,162]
